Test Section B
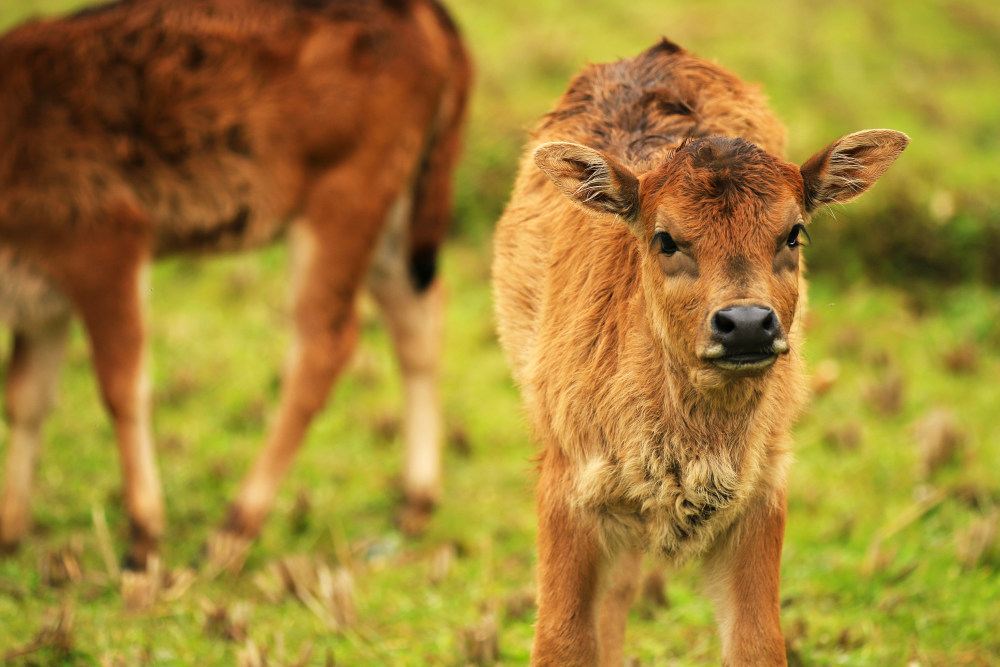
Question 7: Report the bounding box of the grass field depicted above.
[2,246,999,665]
[2,0,1000,665]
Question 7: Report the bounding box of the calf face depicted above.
[534,129,908,396]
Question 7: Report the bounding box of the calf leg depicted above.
[533,451,605,667]
[0,317,71,550]
[597,549,642,666]
[217,225,363,554]
[48,238,163,570]
[213,129,432,563]
[370,67,467,533]
[389,282,445,534]
[368,194,445,534]
[702,486,787,667]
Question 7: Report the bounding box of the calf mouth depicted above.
[700,339,789,372]
[712,352,778,371]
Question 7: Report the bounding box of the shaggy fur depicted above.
[493,39,907,666]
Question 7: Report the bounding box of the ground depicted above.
[1,244,998,665]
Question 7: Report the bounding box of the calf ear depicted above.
[800,129,909,212]
[534,142,640,226]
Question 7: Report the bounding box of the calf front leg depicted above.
[0,317,71,550]
[703,485,788,667]
[533,450,606,667]
[597,548,642,666]
[213,138,428,565]
[48,238,163,570]
[216,225,362,557]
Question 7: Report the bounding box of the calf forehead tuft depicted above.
[665,137,797,207]
[682,137,777,179]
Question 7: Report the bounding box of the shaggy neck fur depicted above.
[522,210,800,562]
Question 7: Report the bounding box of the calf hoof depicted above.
[204,529,253,577]
[396,495,437,537]
[0,511,30,553]
[122,554,162,610]
[124,525,160,573]
[0,536,20,556]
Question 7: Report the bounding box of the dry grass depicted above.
[913,407,966,480]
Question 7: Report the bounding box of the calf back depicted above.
[0,0,463,257]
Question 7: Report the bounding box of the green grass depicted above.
[2,0,1000,665]
[1,245,999,665]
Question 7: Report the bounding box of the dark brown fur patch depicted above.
[155,205,251,253]
[68,1,122,21]
[185,43,206,70]
[408,246,437,292]
[225,124,252,157]
[683,137,780,195]
[663,137,790,218]
[642,38,683,58]
[294,0,411,14]
[426,0,461,37]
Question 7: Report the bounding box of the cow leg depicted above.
[382,280,445,535]
[207,121,430,566]
[49,239,163,571]
[597,548,642,666]
[0,317,71,551]
[533,450,606,666]
[212,222,366,566]
[367,193,445,535]
[702,486,787,667]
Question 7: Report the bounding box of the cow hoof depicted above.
[122,555,162,610]
[204,530,252,577]
[0,515,29,554]
[0,538,19,556]
[396,496,437,537]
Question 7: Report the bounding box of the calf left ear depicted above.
[534,142,641,226]
[800,129,909,212]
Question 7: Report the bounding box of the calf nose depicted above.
[711,306,779,352]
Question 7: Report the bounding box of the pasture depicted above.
[1,0,999,664]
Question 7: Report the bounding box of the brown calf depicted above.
[493,39,907,665]
[0,0,470,571]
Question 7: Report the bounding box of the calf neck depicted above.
[493,39,907,665]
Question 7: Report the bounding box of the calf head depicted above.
[534,129,908,394]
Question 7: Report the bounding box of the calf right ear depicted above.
[800,129,909,212]
[534,142,640,226]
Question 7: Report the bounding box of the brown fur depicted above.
[493,39,907,665]
[0,0,470,568]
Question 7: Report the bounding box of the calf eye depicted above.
[654,231,678,256]
[786,223,811,248]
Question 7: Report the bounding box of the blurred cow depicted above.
[0,0,470,573]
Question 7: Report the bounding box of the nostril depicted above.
[712,311,736,335]
[761,310,777,336]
